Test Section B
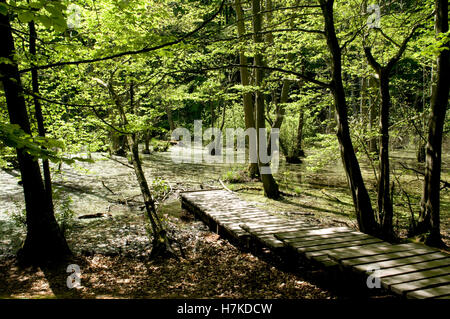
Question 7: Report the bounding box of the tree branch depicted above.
[18,0,226,73]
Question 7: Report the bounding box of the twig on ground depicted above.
[320,189,344,204]
[101,181,116,195]
[218,179,233,193]
[233,186,264,192]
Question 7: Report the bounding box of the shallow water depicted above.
[0,143,448,256]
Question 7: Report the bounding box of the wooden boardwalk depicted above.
[180,189,450,299]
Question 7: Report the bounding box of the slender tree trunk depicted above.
[364,17,422,239]
[417,69,426,163]
[252,0,279,199]
[265,0,298,159]
[102,78,175,257]
[320,0,377,235]
[209,101,216,155]
[368,76,378,154]
[143,130,151,154]
[359,77,367,123]
[127,133,175,257]
[267,74,291,154]
[29,20,54,213]
[326,103,335,133]
[378,71,394,238]
[235,0,259,178]
[165,104,175,132]
[264,0,274,44]
[0,7,70,264]
[293,108,305,158]
[417,0,449,246]
[219,103,226,131]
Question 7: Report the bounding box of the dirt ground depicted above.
[0,208,338,299]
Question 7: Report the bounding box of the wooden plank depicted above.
[390,275,450,295]
[251,235,285,249]
[327,243,426,261]
[381,266,450,288]
[341,249,441,267]
[213,215,277,223]
[275,227,353,240]
[219,217,281,226]
[283,234,376,248]
[245,226,316,235]
[352,253,449,272]
[250,227,322,237]
[242,221,309,232]
[297,238,383,253]
[361,259,450,278]
[311,255,339,267]
[278,230,365,242]
[406,285,450,299]
[304,240,386,259]
[207,211,265,217]
[180,188,224,194]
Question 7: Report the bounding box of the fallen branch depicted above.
[78,212,111,219]
[280,191,297,197]
[233,186,264,192]
[101,181,116,195]
[320,189,344,204]
[218,179,233,193]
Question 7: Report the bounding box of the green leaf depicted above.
[18,11,34,23]
[0,3,8,16]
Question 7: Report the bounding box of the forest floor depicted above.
[0,143,448,299]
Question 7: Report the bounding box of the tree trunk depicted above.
[235,0,259,178]
[252,0,279,199]
[0,7,71,264]
[165,104,175,132]
[209,101,216,155]
[417,0,449,247]
[127,133,175,257]
[266,0,299,160]
[418,67,429,163]
[364,17,422,239]
[29,20,54,213]
[264,0,274,44]
[320,0,377,235]
[103,78,175,257]
[377,71,394,239]
[359,77,367,123]
[267,75,291,154]
[293,108,305,158]
[368,76,378,154]
[143,130,151,154]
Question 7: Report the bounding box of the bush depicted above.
[151,139,170,152]
[221,169,249,183]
